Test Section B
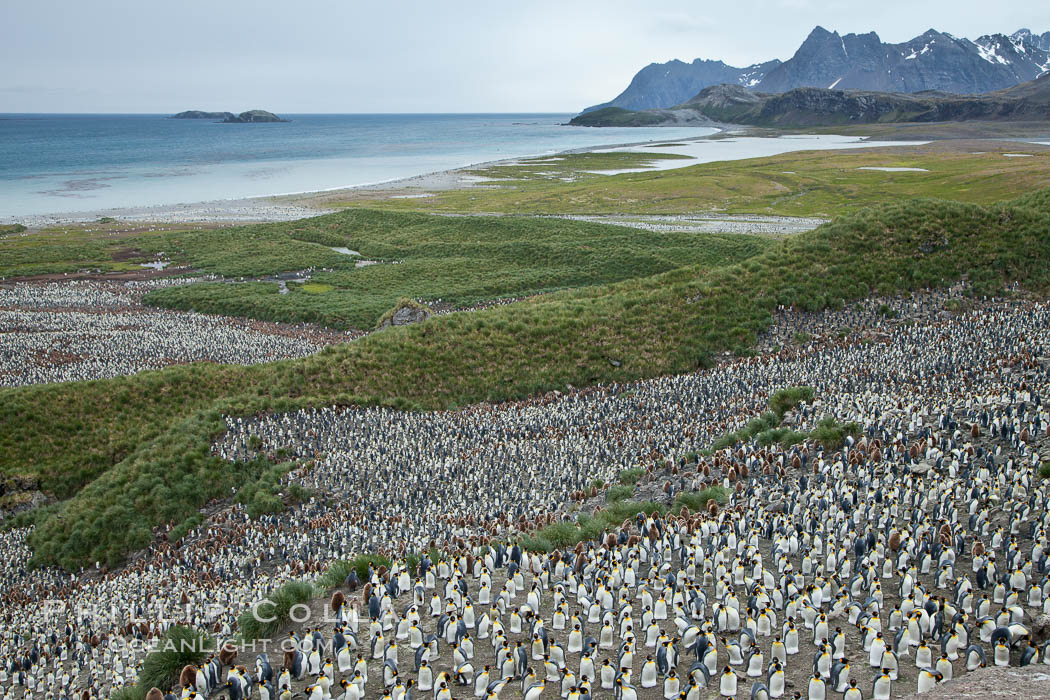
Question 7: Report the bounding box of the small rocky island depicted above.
[170,110,235,120]
[223,110,289,123]
[170,110,289,123]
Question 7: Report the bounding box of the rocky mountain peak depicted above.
[583,25,1050,114]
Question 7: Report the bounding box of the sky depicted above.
[2,0,1048,113]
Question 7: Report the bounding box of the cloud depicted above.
[650,13,715,35]
[1,0,1047,112]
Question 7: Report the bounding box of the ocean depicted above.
[0,113,717,217]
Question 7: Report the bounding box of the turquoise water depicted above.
[0,113,716,216]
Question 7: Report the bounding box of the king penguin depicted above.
[872,669,892,700]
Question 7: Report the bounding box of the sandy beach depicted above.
[3,131,742,227]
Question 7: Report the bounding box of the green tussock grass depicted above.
[755,427,810,448]
[237,580,316,642]
[617,468,645,486]
[768,386,814,419]
[316,554,393,590]
[524,500,670,552]
[1,502,60,533]
[110,625,213,698]
[22,393,415,568]
[137,626,213,692]
[711,411,782,451]
[5,189,1050,569]
[707,387,849,452]
[519,533,556,553]
[133,225,353,278]
[0,228,143,278]
[234,460,308,518]
[707,382,815,452]
[673,486,730,513]
[605,484,634,502]
[299,282,334,294]
[141,208,768,330]
[0,221,216,278]
[809,416,863,451]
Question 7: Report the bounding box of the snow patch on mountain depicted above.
[976,41,1010,65]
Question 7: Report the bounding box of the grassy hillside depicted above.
[141,209,767,329]
[0,365,249,498]
[352,143,1050,218]
[6,190,1050,569]
[0,209,765,330]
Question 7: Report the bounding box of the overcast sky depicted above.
[2,0,1047,113]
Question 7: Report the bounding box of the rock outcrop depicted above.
[376,299,432,330]
[222,110,289,123]
[171,111,235,120]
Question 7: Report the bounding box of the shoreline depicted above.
[6,121,1048,228]
[4,129,745,227]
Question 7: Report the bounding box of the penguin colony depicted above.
[0,281,346,386]
[0,291,1047,700]
[753,284,975,355]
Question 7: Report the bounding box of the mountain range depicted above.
[584,58,782,112]
[569,72,1050,128]
[584,27,1050,113]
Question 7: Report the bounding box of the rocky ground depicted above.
[898,664,1050,698]
[550,214,827,236]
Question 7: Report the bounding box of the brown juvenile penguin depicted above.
[218,642,237,666]
[179,665,197,688]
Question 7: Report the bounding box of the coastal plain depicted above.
[313,139,1050,218]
